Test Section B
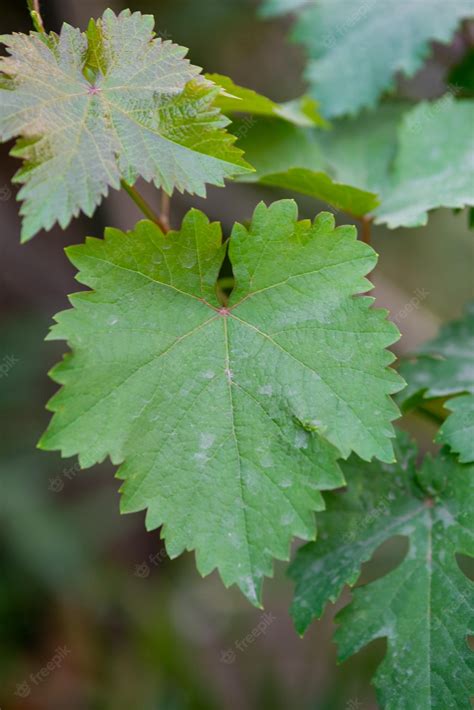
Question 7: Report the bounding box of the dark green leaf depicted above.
[399,301,474,407]
[290,433,474,709]
[436,394,474,463]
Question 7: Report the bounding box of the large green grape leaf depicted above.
[206,73,327,127]
[290,433,474,709]
[39,199,402,604]
[399,301,474,409]
[436,394,474,463]
[0,10,251,241]
[268,0,474,118]
[374,98,474,228]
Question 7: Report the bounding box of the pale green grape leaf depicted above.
[290,433,474,709]
[375,98,474,228]
[0,10,251,241]
[436,394,474,463]
[259,168,379,217]
[278,0,474,117]
[206,73,327,127]
[277,96,328,128]
[234,99,474,226]
[234,119,378,216]
[318,98,474,228]
[260,0,309,17]
[399,301,474,408]
[319,102,409,194]
[234,119,325,179]
[39,200,402,604]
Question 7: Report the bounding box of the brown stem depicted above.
[160,191,171,232]
[121,181,170,233]
[360,216,372,244]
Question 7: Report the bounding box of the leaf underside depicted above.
[39,199,402,604]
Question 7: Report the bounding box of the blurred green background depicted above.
[0,1,473,708]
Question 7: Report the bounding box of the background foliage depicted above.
[0,1,473,708]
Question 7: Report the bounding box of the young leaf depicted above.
[436,394,474,463]
[290,433,474,709]
[39,200,402,604]
[0,10,252,241]
[270,0,474,117]
[206,72,328,127]
[399,301,474,408]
